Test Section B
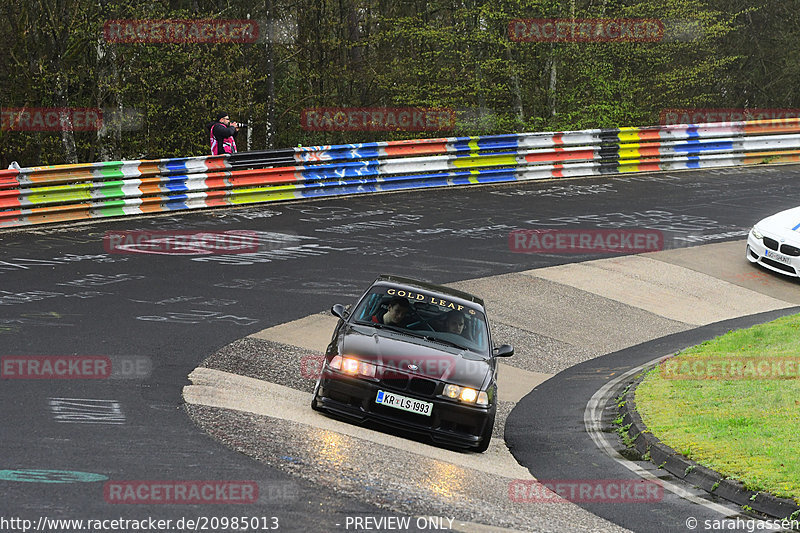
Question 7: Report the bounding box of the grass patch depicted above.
[635,313,800,503]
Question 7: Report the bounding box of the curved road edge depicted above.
[619,368,800,519]
[507,307,800,533]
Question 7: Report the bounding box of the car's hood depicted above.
[340,325,491,389]
[757,207,800,241]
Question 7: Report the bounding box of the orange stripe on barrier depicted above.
[138,161,161,176]
[27,168,95,184]
[743,123,800,135]
[138,183,163,195]
[743,153,800,164]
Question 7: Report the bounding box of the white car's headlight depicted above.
[751,226,763,240]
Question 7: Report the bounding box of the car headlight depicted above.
[751,226,763,240]
[328,355,376,378]
[442,384,489,406]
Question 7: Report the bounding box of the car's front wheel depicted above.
[311,378,322,411]
[474,412,495,453]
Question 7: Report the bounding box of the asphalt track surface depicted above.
[2,163,800,532]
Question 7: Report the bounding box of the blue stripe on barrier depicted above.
[674,141,734,153]
[164,176,191,192]
[299,160,381,180]
[162,159,196,173]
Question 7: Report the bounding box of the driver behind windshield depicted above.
[371,296,411,326]
[439,310,466,336]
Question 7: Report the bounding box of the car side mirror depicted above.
[493,344,514,358]
[331,303,348,319]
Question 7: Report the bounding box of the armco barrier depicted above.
[3,118,800,229]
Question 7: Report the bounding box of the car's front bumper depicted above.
[315,369,493,449]
[746,233,800,277]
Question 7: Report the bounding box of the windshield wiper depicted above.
[421,335,468,351]
[355,321,409,335]
[355,321,468,350]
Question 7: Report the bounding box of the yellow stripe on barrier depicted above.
[452,154,517,169]
[617,128,645,143]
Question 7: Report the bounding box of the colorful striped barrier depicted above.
[3,118,800,228]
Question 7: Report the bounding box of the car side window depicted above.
[355,293,382,322]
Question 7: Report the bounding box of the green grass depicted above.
[635,313,800,503]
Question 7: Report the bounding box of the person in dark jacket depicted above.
[209,112,240,155]
[371,297,411,326]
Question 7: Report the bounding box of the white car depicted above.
[746,207,800,277]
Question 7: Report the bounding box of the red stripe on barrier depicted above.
[204,175,230,189]
[228,168,299,186]
[204,156,230,171]
[637,146,661,157]
[204,190,231,207]
[0,192,22,209]
[0,169,20,190]
[635,129,662,141]
[383,142,449,157]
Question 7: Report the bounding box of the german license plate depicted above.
[375,390,432,416]
[765,250,791,264]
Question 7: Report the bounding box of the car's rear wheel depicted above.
[474,412,495,453]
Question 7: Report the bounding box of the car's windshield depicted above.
[352,286,489,354]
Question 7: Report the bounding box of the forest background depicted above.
[1,0,796,167]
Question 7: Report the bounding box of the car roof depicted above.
[373,274,485,307]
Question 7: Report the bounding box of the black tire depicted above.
[474,412,495,453]
[311,378,322,411]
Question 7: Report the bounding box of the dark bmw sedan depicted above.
[311,275,513,452]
